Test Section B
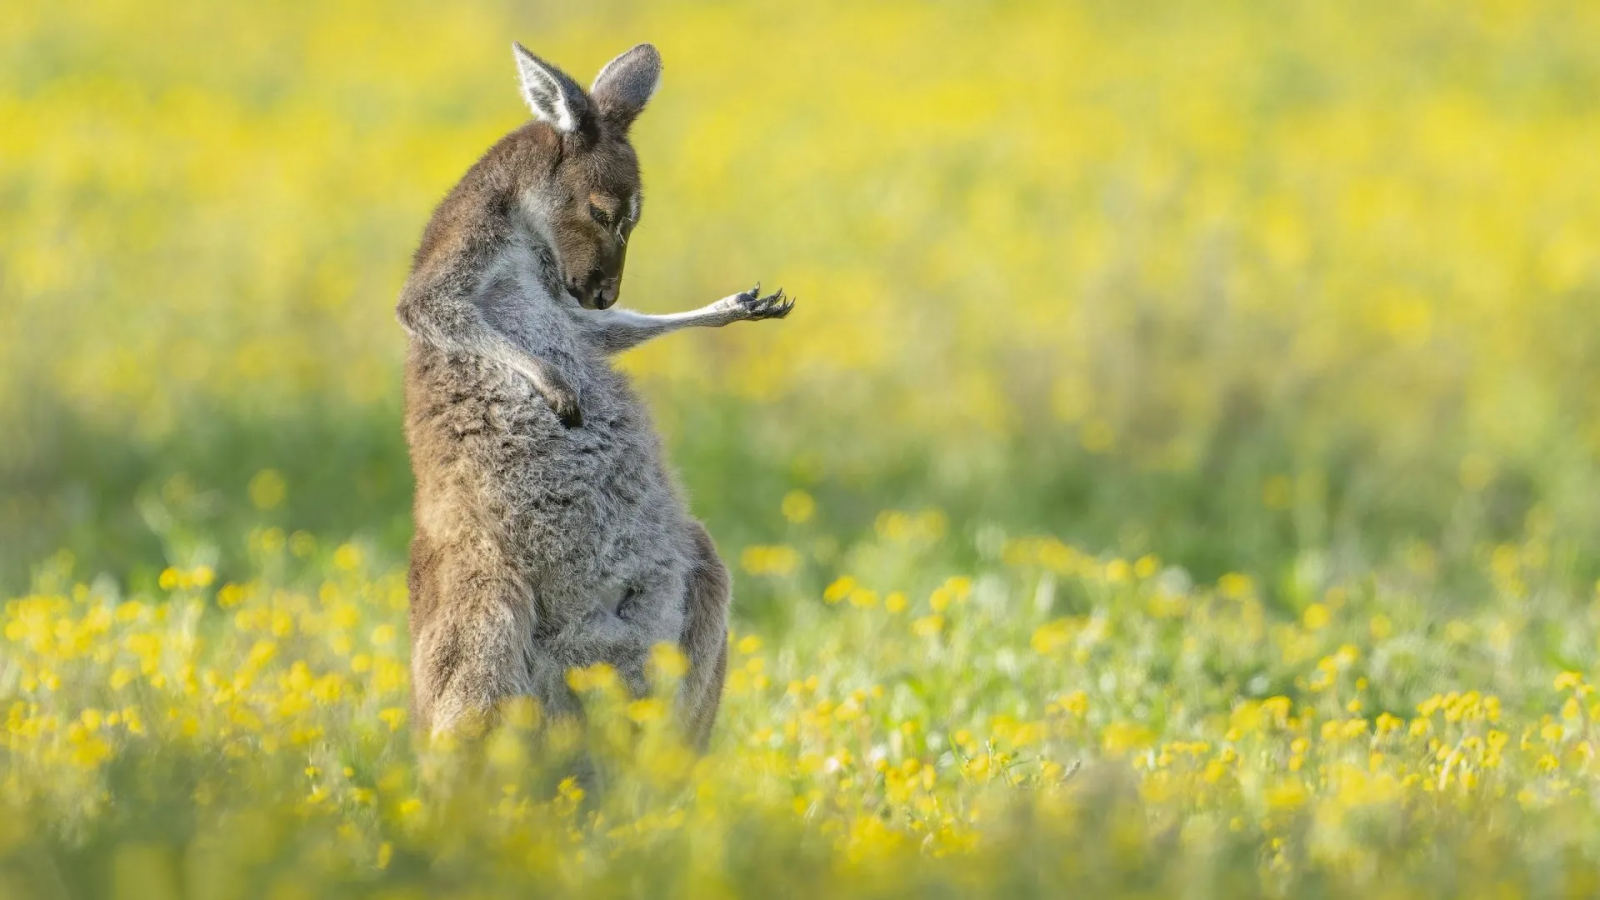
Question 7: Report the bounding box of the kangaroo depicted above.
[397,42,792,747]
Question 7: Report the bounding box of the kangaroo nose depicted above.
[596,278,620,310]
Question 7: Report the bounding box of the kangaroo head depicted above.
[512,42,660,310]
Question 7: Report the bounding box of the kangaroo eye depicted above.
[589,204,612,228]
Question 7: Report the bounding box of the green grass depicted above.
[7,0,1600,895]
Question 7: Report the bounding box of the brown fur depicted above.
[396,43,789,746]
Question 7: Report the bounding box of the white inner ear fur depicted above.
[513,45,577,132]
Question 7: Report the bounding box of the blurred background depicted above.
[3,0,1599,612]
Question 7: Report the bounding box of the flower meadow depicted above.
[11,512,1600,898]
[6,0,1600,896]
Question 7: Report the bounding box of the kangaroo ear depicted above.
[590,44,661,133]
[512,42,590,133]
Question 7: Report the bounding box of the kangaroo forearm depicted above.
[399,288,534,375]
[583,304,737,355]
[398,289,582,425]
[399,287,488,353]
[580,287,794,355]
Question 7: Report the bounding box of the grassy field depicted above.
[5,0,1600,896]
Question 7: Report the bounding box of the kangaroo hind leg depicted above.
[678,522,732,751]
[411,565,537,739]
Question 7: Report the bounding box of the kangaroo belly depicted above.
[406,354,691,648]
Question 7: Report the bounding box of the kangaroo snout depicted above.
[570,273,621,310]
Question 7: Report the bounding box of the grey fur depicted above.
[590,44,662,133]
[397,43,793,747]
